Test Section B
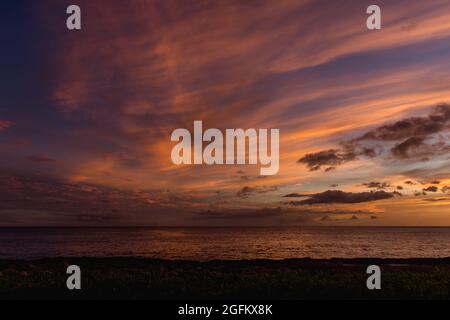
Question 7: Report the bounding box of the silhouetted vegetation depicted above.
[1,258,450,300]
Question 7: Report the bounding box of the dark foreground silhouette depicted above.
[1,257,450,300]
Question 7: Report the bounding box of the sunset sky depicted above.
[1,0,450,226]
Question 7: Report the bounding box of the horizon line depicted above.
[1,225,450,228]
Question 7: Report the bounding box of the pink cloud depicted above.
[0,120,15,131]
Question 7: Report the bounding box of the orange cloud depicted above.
[16,0,449,225]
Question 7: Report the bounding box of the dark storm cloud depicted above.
[362,182,392,189]
[235,173,269,182]
[304,191,394,204]
[236,186,254,198]
[287,190,395,205]
[358,104,450,161]
[298,104,450,171]
[423,186,438,192]
[236,186,278,198]
[283,193,309,198]
[357,104,450,141]
[298,148,356,171]
[393,138,450,160]
[391,137,426,159]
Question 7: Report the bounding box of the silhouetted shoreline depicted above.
[1,257,450,299]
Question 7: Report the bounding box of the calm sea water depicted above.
[1,227,450,260]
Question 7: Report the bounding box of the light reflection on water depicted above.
[1,227,450,260]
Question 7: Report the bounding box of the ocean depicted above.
[1,227,450,260]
